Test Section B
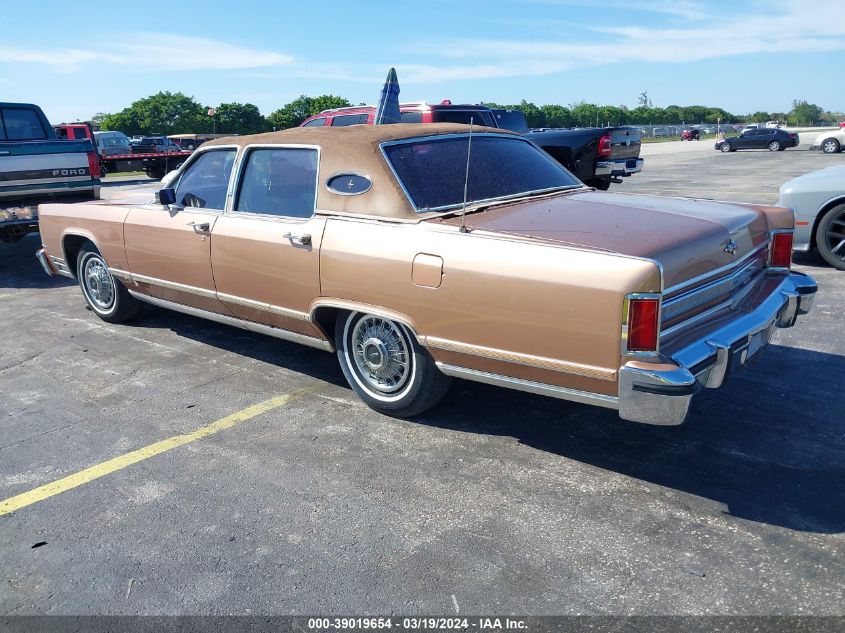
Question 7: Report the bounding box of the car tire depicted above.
[822,138,840,154]
[77,245,142,323]
[768,141,781,151]
[586,179,611,191]
[720,143,732,153]
[815,204,845,271]
[335,311,451,417]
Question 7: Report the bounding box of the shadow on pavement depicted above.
[0,234,75,290]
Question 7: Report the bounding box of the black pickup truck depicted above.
[492,108,643,190]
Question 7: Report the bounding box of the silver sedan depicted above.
[778,164,845,270]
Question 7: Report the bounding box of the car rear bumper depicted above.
[594,157,643,178]
[35,247,73,278]
[618,271,817,426]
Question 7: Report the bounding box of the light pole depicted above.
[208,107,217,134]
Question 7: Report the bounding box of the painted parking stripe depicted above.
[0,389,314,516]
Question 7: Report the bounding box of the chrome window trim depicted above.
[229,143,321,220]
[324,171,373,196]
[166,144,241,212]
[378,132,580,214]
[621,292,662,358]
[436,363,618,409]
[128,292,330,351]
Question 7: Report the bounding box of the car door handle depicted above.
[187,221,210,233]
[283,232,311,246]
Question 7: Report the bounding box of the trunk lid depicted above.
[434,190,781,290]
[608,127,641,160]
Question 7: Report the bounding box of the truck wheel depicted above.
[822,138,840,154]
[0,229,25,243]
[77,245,142,322]
[815,204,845,271]
[335,311,451,418]
[586,179,611,191]
[145,167,166,180]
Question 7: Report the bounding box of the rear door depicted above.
[123,147,237,313]
[210,145,325,335]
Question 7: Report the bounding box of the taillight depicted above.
[770,232,793,269]
[627,298,660,353]
[598,134,612,157]
[87,151,101,179]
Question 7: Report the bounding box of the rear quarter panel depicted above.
[319,219,661,395]
[39,202,131,272]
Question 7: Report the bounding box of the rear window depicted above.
[331,114,368,126]
[383,134,580,212]
[1,107,48,141]
[433,109,497,128]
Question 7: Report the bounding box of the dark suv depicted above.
[715,128,799,152]
[300,101,498,128]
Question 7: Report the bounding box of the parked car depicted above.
[301,101,500,128]
[681,129,700,141]
[490,108,529,134]
[740,124,760,134]
[809,128,845,154]
[132,136,184,154]
[1,102,100,243]
[715,128,799,152]
[35,124,816,426]
[93,131,132,157]
[778,164,845,270]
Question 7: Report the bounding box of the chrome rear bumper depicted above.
[36,248,55,276]
[618,271,817,426]
[595,157,644,178]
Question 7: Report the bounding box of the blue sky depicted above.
[1,0,842,123]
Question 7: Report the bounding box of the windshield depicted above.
[383,134,581,212]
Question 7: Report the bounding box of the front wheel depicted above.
[822,138,840,154]
[768,141,781,151]
[77,245,142,322]
[335,312,451,417]
[815,204,845,271]
[720,143,732,153]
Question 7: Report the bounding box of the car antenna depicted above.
[460,117,474,233]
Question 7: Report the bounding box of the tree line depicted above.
[97,91,838,136]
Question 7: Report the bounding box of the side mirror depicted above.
[156,187,176,206]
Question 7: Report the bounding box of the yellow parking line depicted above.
[0,389,314,516]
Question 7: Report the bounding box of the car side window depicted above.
[235,148,318,219]
[331,114,368,126]
[172,149,237,210]
[302,118,326,127]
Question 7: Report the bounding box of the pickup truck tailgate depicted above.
[0,139,97,202]
[610,127,641,161]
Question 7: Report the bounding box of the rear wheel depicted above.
[816,204,845,271]
[145,167,166,180]
[77,245,142,322]
[768,140,781,151]
[822,138,840,154]
[335,311,451,417]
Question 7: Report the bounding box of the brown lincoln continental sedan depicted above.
[35,124,817,425]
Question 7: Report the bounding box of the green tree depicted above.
[789,99,823,126]
[100,92,209,135]
[214,102,270,135]
[540,104,572,128]
[638,91,652,108]
[267,94,352,130]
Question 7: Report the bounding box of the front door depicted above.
[210,146,325,337]
[124,147,237,312]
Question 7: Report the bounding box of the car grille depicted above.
[661,245,769,334]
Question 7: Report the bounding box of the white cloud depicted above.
[525,0,707,20]
[0,35,292,72]
[400,1,845,83]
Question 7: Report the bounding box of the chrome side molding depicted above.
[436,362,619,409]
[128,291,333,352]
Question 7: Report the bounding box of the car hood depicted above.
[434,191,788,289]
[781,164,845,193]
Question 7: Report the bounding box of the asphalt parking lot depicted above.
[1,146,843,616]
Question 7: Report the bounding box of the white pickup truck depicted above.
[1,102,101,242]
